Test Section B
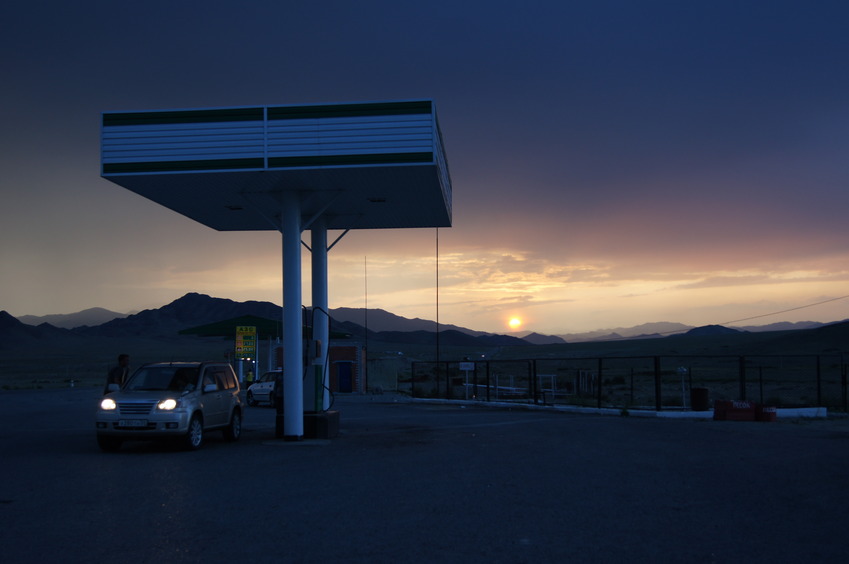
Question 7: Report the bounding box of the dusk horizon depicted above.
[10,290,847,339]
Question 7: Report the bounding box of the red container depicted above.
[713,400,731,420]
[756,405,777,422]
[714,400,756,421]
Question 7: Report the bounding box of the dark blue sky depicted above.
[2,1,848,333]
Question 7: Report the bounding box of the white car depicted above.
[246,370,282,407]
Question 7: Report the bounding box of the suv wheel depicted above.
[247,391,256,406]
[223,409,242,442]
[183,414,204,451]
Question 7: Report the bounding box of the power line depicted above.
[721,294,849,326]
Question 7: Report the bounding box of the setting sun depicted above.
[508,317,522,330]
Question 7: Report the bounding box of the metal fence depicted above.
[399,355,848,412]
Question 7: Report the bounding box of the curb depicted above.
[409,397,828,419]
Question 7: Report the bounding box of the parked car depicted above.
[95,361,243,452]
[246,370,282,407]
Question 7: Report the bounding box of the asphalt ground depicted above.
[2,387,848,563]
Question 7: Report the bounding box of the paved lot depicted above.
[2,387,848,563]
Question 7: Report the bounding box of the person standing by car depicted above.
[104,354,130,395]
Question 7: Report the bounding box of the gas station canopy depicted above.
[100,99,453,440]
[101,100,452,231]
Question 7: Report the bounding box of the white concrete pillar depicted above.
[311,217,330,411]
[281,189,303,440]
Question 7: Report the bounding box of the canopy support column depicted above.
[308,217,330,411]
[277,189,303,440]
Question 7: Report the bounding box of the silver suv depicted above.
[95,361,243,452]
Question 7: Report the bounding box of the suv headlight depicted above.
[100,398,117,410]
[157,398,179,411]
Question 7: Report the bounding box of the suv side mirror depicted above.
[107,383,120,392]
[203,384,218,393]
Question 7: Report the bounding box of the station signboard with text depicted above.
[235,325,256,359]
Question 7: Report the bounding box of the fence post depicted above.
[816,355,822,406]
[842,363,847,412]
[486,361,491,402]
[531,360,538,404]
[445,361,450,400]
[739,356,747,400]
[597,358,603,409]
[654,356,661,411]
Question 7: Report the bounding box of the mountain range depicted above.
[2,293,529,348]
[18,307,129,329]
[4,292,841,349]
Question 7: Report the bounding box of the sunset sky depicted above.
[2,1,849,335]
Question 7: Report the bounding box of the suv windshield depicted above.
[125,366,199,392]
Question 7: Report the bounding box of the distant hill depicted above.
[683,325,743,337]
[330,307,491,337]
[73,293,282,338]
[19,307,127,329]
[753,320,849,354]
[329,318,528,346]
[343,328,527,347]
[520,332,568,345]
[0,311,78,349]
[734,321,826,332]
[558,322,692,342]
